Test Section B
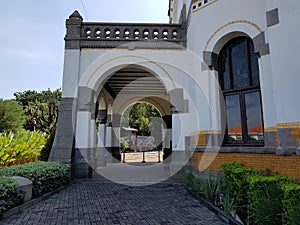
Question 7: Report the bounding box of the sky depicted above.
[0,0,169,100]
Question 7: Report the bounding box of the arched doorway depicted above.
[94,65,173,167]
[90,65,177,184]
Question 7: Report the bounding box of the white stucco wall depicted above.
[266,1,300,123]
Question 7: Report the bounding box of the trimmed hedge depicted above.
[0,162,70,197]
[0,176,24,213]
[222,162,300,225]
[247,175,296,225]
[221,162,261,223]
[282,183,300,225]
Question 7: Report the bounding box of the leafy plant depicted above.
[120,137,129,153]
[221,162,261,224]
[0,162,70,197]
[223,193,236,215]
[39,127,56,161]
[199,175,222,202]
[0,130,47,166]
[180,172,202,194]
[0,176,25,213]
[282,183,300,225]
[247,175,296,225]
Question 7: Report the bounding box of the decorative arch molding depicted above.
[78,53,177,97]
[116,96,171,117]
[203,20,269,68]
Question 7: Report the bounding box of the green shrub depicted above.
[0,176,24,213]
[180,172,202,194]
[282,183,300,225]
[0,162,69,197]
[221,162,261,223]
[198,175,223,202]
[0,130,47,166]
[180,172,224,204]
[247,175,296,225]
[39,127,56,161]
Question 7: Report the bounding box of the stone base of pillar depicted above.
[163,148,172,161]
[105,147,113,163]
[111,147,121,163]
[97,147,107,167]
[170,150,189,174]
[72,148,93,178]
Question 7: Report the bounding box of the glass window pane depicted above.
[245,91,264,141]
[220,49,231,90]
[249,41,260,86]
[231,40,249,88]
[226,95,242,141]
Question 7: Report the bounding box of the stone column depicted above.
[105,114,113,163]
[89,108,97,172]
[73,87,95,178]
[97,110,107,167]
[111,114,121,162]
[162,115,172,162]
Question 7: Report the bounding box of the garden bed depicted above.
[0,161,70,215]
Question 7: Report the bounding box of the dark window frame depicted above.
[218,37,264,146]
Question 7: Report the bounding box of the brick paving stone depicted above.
[0,180,227,225]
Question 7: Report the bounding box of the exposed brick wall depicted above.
[191,152,300,181]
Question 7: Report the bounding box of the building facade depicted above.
[50,0,300,179]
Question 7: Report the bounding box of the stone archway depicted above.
[94,66,173,169]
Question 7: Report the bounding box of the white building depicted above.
[50,0,300,179]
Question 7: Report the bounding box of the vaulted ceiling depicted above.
[105,66,167,97]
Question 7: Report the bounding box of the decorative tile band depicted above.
[192,0,219,13]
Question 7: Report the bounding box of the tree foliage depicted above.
[14,88,61,134]
[123,103,160,136]
[0,99,25,133]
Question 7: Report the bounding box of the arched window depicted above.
[218,37,264,145]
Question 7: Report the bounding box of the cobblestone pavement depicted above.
[1,180,226,225]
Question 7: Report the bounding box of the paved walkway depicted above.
[1,180,227,225]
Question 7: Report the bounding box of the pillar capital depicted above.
[97,110,107,124]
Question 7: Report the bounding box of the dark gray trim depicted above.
[276,128,296,156]
[73,148,94,178]
[203,51,217,68]
[77,86,95,111]
[253,32,270,56]
[49,98,76,164]
[264,131,276,147]
[64,10,187,50]
[97,110,107,124]
[169,88,184,114]
[111,114,121,127]
[162,115,172,129]
[110,147,121,162]
[104,83,116,99]
[65,11,83,50]
[266,8,279,27]
[184,99,189,113]
[185,136,191,151]
[193,146,277,154]
[97,147,107,167]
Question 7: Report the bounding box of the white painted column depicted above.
[111,114,121,163]
[105,116,113,163]
[97,120,107,167]
[90,117,97,169]
[75,110,91,177]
